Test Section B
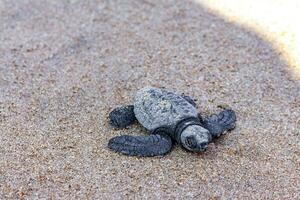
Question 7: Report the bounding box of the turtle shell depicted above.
[134,87,198,132]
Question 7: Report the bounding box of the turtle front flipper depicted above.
[201,109,236,138]
[109,105,136,128]
[108,134,172,157]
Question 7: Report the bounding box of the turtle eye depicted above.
[185,136,197,149]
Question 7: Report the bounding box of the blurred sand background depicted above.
[0,0,299,199]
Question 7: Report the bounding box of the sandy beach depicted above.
[0,0,299,199]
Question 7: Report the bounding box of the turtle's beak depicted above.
[180,124,211,152]
[196,140,209,151]
[181,129,211,152]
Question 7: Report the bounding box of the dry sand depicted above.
[0,0,299,199]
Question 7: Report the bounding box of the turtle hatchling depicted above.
[108,87,236,157]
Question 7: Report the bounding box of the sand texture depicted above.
[0,0,299,199]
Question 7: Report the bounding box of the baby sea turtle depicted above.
[108,87,236,157]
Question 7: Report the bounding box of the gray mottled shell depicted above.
[134,87,198,131]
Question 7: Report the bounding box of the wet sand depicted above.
[0,0,299,199]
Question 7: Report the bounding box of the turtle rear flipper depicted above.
[108,134,172,157]
[201,109,236,138]
[181,94,197,107]
[109,105,136,128]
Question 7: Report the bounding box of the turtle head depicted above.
[180,125,212,152]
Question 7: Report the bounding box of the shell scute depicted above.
[134,87,198,131]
